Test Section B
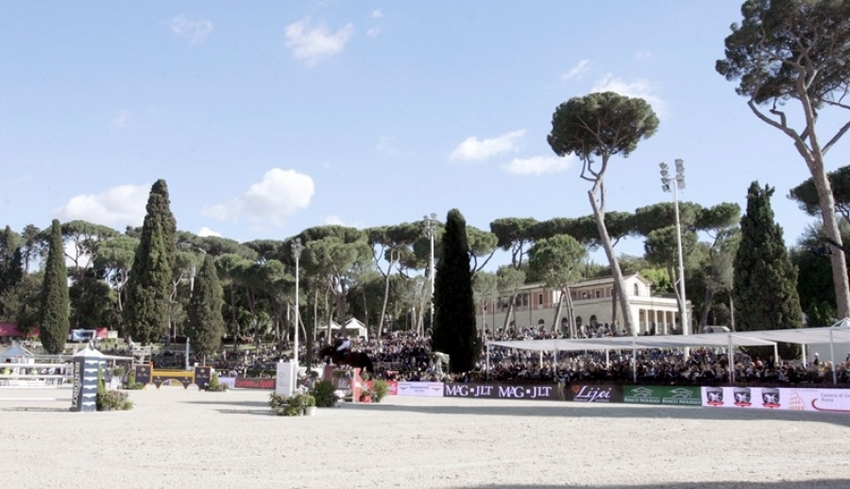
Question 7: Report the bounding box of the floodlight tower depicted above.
[423,213,438,333]
[660,159,689,337]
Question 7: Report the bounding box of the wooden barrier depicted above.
[134,364,212,389]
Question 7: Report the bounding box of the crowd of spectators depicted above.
[9,322,847,388]
[300,325,850,388]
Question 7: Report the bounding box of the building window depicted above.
[634,283,639,296]
[595,290,601,298]
[538,293,544,305]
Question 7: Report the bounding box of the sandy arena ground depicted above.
[2,386,850,489]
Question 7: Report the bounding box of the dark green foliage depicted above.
[547,92,659,163]
[96,366,133,411]
[69,272,117,329]
[431,209,480,373]
[716,0,850,105]
[124,180,177,344]
[186,254,225,357]
[370,379,389,402]
[789,165,850,223]
[39,220,70,354]
[205,371,229,392]
[790,226,843,313]
[310,380,339,407]
[733,182,802,357]
[0,226,24,319]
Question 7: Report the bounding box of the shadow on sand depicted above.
[347,399,850,428]
[454,481,850,489]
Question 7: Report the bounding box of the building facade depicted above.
[478,273,690,336]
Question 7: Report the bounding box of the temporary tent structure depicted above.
[487,320,850,384]
[0,342,35,362]
[322,318,369,340]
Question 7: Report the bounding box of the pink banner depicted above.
[701,386,850,413]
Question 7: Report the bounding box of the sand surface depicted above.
[2,386,850,489]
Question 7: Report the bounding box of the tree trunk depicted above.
[378,262,393,338]
[610,283,619,332]
[749,97,850,319]
[551,292,564,332]
[700,288,715,330]
[502,298,515,331]
[587,189,635,334]
[565,287,577,338]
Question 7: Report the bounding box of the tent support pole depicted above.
[632,338,637,383]
[728,333,734,384]
[830,328,837,385]
[486,342,490,381]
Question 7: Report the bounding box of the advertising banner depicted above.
[396,381,444,397]
[236,378,276,389]
[701,386,850,413]
[443,383,563,400]
[566,384,623,403]
[623,386,702,406]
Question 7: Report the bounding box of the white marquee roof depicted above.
[487,319,850,353]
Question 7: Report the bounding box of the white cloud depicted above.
[55,184,150,227]
[592,74,667,118]
[198,227,221,237]
[503,156,572,176]
[324,215,344,226]
[561,59,590,81]
[366,27,381,37]
[449,129,526,162]
[170,14,213,44]
[284,17,354,66]
[376,137,413,159]
[203,168,315,225]
[111,110,130,130]
[635,49,651,60]
[372,9,384,19]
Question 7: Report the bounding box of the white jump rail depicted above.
[0,362,74,388]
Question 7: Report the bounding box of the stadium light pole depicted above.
[291,238,303,370]
[423,213,438,334]
[660,159,689,338]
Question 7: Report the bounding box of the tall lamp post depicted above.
[660,159,689,337]
[424,213,438,334]
[291,238,303,370]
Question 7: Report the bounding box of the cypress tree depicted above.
[124,180,177,344]
[39,219,70,354]
[733,182,802,356]
[185,254,225,360]
[431,209,480,373]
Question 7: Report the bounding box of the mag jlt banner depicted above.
[443,383,563,400]
[623,386,702,406]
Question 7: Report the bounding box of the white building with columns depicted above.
[477,273,690,336]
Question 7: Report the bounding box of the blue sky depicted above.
[1,2,847,267]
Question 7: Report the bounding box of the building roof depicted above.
[511,273,647,292]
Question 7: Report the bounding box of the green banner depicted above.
[623,386,701,406]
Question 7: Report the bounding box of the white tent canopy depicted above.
[488,333,774,352]
[325,318,368,340]
[0,342,34,361]
[486,319,850,384]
